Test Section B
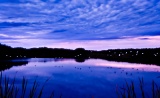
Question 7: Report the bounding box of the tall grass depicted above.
[116,78,160,98]
[1,72,160,98]
[0,72,55,98]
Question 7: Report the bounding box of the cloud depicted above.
[26,30,51,35]
[0,33,31,39]
[1,35,160,50]
[0,0,160,49]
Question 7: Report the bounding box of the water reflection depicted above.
[26,58,87,63]
[1,58,160,98]
[0,59,28,71]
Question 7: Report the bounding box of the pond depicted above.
[1,58,160,98]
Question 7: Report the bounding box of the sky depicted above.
[0,0,160,50]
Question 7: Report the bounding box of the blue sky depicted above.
[0,0,160,50]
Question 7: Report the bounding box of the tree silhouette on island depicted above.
[0,43,160,65]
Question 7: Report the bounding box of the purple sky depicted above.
[0,0,160,50]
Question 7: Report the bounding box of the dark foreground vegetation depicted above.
[0,43,160,65]
[0,73,160,98]
[116,78,160,98]
[0,73,54,98]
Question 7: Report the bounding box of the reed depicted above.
[116,78,160,98]
[0,72,54,98]
[1,72,160,98]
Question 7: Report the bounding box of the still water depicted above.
[1,58,160,98]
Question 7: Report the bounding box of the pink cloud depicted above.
[0,35,160,50]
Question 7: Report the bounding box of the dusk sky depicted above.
[0,0,160,50]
